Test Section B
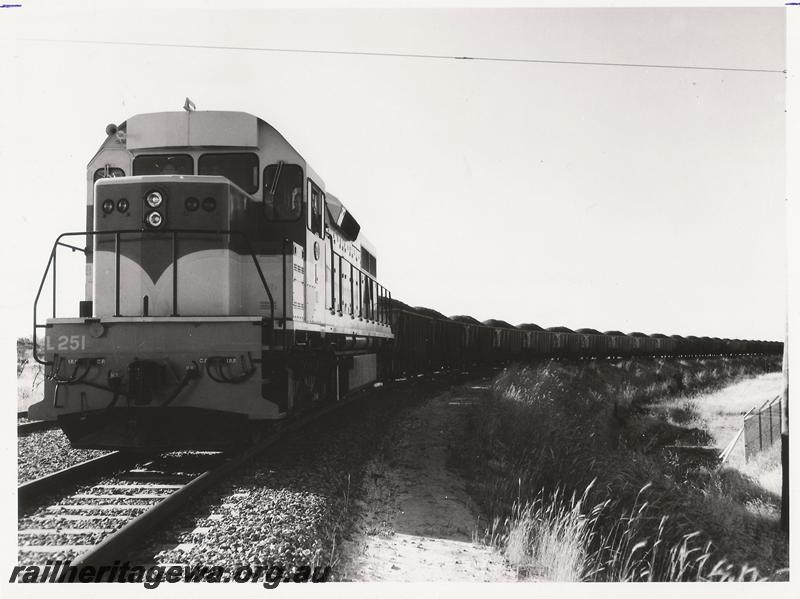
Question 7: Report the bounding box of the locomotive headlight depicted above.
[102,199,115,214]
[185,196,199,212]
[145,190,164,208]
[117,198,129,213]
[202,197,217,212]
[145,211,164,228]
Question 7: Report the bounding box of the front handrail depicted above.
[33,228,275,365]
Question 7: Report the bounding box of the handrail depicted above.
[33,228,275,365]
[338,254,343,316]
[280,237,294,350]
[349,262,355,318]
[329,235,336,315]
[282,237,290,328]
[325,232,391,326]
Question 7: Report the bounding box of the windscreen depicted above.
[199,153,259,194]
[133,154,194,176]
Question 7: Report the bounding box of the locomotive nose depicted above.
[92,175,251,318]
[95,175,233,233]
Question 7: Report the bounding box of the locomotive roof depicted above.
[517,323,544,331]
[575,328,602,335]
[124,111,261,150]
[604,330,625,336]
[91,110,315,180]
[96,110,378,254]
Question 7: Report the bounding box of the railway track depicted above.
[18,453,221,565]
[18,410,59,434]
[16,385,392,572]
[18,452,135,512]
[18,419,59,435]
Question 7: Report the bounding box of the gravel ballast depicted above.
[18,429,109,484]
[131,378,457,579]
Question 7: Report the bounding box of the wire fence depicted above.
[743,396,782,462]
[719,395,782,464]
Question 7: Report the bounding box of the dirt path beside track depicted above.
[339,380,514,582]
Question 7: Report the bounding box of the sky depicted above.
[0,2,789,342]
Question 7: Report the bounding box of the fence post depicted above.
[758,410,763,451]
[781,333,788,535]
[769,400,774,446]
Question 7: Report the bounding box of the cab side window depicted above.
[308,181,324,236]
[93,166,126,182]
[263,163,303,221]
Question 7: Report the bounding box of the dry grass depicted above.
[17,338,44,412]
[488,481,768,582]
[667,371,784,499]
[735,442,782,497]
[458,356,787,581]
[497,487,594,581]
[688,372,782,456]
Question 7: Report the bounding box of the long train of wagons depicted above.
[28,108,782,451]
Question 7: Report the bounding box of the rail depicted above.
[18,452,133,511]
[17,419,58,435]
[65,383,391,569]
[326,234,391,326]
[33,229,274,365]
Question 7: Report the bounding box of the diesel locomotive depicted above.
[29,107,782,451]
[30,109,393,450]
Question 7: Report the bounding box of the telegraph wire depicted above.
[22,38,785,74]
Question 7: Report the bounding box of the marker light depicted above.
[185,197,199,212]
[202,197,217,212]
[102,199,115,214]
[145,191,164,208]
[117,198,129,213]
[146,211,164,228]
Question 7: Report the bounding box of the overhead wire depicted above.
[21,38,785,74]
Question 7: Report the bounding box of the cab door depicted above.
[305,180,326,324]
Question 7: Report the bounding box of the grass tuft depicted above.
[459,355,786,581]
